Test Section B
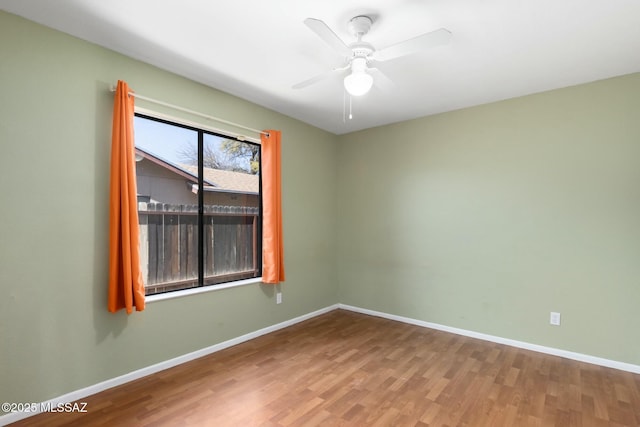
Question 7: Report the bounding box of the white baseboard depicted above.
[338,303,640,375]
[0,304,340,426]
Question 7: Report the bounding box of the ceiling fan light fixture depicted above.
[344,71,373,96]
[344,57,373,96]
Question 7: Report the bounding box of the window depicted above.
[134,113,262,295]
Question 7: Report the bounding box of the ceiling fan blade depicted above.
[304,18,351,57]
[292,71,332,90]
[374,28,451,62]
[292,65,349,90]
[369,67,395,92]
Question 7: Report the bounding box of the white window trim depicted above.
[146,277,264,303]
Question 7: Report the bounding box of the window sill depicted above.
[146,277,263,304]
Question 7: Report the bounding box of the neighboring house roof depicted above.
[135,147,259,194]
[182,165,259,194]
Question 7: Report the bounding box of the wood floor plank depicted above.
[7,309,640,426]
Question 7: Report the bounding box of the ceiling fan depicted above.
[293,15,452,96]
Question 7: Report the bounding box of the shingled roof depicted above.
[182,165,259,194]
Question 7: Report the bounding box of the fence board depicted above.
[204,216,214,277]
[179,215,198,282]
[148,215,161,284]
[164,214,179,281]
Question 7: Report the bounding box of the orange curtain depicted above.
[108,80,146,313]
[261,130,285,283]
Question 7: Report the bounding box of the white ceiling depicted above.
[2,0,640,134]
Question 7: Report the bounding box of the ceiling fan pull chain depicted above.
[343,88,346,123]
[349,95,353,120]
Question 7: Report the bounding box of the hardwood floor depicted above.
[9,309,640,426]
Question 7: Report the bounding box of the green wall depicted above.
[336,73,640,365]
[2,8,640,409]
[0,11,338,404]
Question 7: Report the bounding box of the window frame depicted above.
[133,108,263,298]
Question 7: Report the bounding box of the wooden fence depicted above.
[138,202,260,294]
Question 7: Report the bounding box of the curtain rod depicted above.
[110,86,269,137]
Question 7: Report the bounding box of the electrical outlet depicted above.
[276,292,282,304]
[550,312,561,326]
